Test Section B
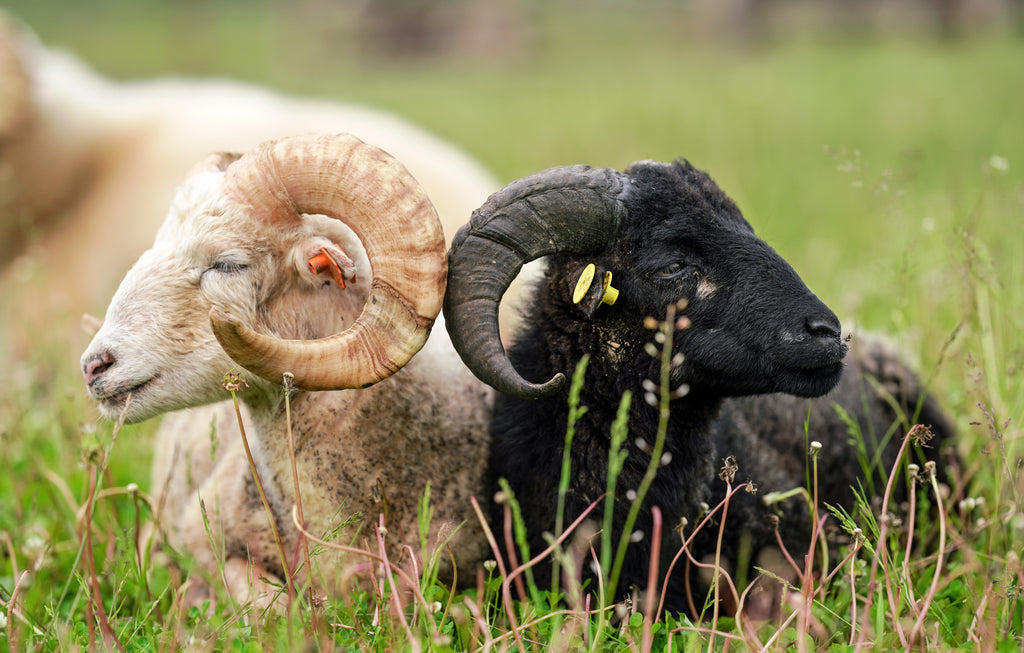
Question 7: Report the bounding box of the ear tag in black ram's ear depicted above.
[572,263,620,318]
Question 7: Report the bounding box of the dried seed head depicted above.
[719,455,738,483]
[221,371,250,393]
[924,460,937,480]
[909,424,935,447]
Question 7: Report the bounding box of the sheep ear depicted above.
[299,241,356,289]
[567,262,617,320]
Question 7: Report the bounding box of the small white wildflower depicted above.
[809,441,822,455]
[654,332,665,344]
[0,612,6,630]
[432,601,442,613]
[644,392,658,407]
[126,483,139,494]
[698,502,709,513]
[635,438,650,453]
[660,452,673,466]
[630,530,644,543]
[974,496,986,509]
[641,379,657,393]
[24,534,45,556]
[989,155,1009,173]
[626,489,637,501]
[959,497,977,512]
[483,559,496,572]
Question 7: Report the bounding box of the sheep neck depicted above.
[495,307,726,566]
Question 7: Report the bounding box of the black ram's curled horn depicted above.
[444,164,630,399]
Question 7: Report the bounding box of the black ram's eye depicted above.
[655,262,686,278]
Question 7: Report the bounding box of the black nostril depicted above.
[83,351,116,386]
[805,316,841,340]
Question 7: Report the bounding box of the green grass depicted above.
[2,2,1023,650]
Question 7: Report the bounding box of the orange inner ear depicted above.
[307,248,353,289]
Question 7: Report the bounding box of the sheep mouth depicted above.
[92,376,158,412]
[774,360,845,398]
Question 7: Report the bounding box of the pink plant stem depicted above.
[709,481,733,653]
[6,570,28,653]
[902,473,920,611]
[641,507,662,653]
[503,504,528,601]
[283,374,315,613]
[909,465,948,645]
[773,527,805,585]
[657,482,748,619]
[797,514,829,653]
[289,508,434,618]
[375,515,421,653]
[853,428,913,652]
[469,496,527,653]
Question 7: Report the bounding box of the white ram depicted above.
[0,13,501,365]
[80,134,491,606]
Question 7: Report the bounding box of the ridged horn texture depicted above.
[444,164,630,399]
[210,133,446,390]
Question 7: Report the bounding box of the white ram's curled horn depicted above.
[210,133,446,391]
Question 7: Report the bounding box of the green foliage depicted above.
[2,3,1023,650]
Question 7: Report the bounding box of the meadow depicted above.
[1,2,1022,650]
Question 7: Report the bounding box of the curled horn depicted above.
[443,164,630,399]
[210,133,446,390]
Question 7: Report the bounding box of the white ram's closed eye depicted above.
[208,261,249,273]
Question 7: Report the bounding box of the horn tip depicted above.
[517,372,565,400]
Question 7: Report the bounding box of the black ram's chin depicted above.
[769,360,846,398]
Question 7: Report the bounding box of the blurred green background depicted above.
[4,0,1023,406]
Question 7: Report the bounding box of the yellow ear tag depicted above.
[601,271,619,306]
[573,263,596,304]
